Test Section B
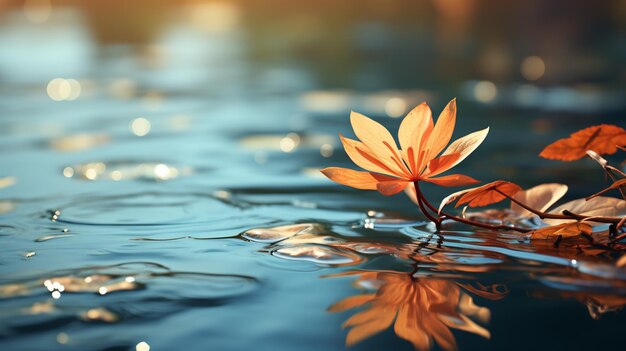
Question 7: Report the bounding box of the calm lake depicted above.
[1,2,625,351]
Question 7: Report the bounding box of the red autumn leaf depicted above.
[539,124,626,161]
[455,180,522,208]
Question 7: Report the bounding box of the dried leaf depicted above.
[510,183,568,217]
[540,124,626,161]
[544,196,626,225]
[438,187,475,214]
[530,222,592,240]
[455,181,522,208]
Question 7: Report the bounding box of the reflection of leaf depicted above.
[544,197,626,226]
[617,255,626,268]
[529,222,592,240]
[321,99,485,196]
[540,124,626,161]
[510,183,568,217]
[455,181,521,208]
[328,272,491,351]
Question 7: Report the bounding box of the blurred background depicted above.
[1,0,625,203]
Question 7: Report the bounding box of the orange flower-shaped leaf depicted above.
[540,124,626,161]
[529,222,592,240]
[322,99,488,196]
[455,181,521,208]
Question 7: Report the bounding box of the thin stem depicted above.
[412,182,440,229]
[496,189,624,224]
[440,212,531,233]
[413,181,531,233]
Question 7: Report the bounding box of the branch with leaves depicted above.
[321,100,626,246]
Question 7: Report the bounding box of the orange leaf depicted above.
[350,111,410,177]
[420,99,457,169]
[455,180,521,208]
[530,222,592,240]
[424,174,480,187]
[376,180,409,196]
[339,134,397,176]
[540,124,626,161]
[321,167,395,190]
[430,127,490,177]
[398,103,433,174]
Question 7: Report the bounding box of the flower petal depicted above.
[327,294,376,312]
[345,308,396,346]
[350,111,411,178]
[376,180,409,196]
[398,103,433,173]
[321,167,396,190]
[419,99,457,170]
[431,127,489,176]
[422,153,461,178]
[423,174,480,187]
[394,304,431,351]
[339,134,397,176]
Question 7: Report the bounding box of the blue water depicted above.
[1,3,626,351]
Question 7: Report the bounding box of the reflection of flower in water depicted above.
[328,271,494,351]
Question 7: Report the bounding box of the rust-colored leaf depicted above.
[529,222,592,240]
[539,124,626,161]
[455,181,522,208]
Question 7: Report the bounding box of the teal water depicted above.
[1,3,626,351]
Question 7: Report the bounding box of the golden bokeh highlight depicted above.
[521,56,546,81]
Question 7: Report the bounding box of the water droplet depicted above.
[272,245,363,266]
[51,290,61,299]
